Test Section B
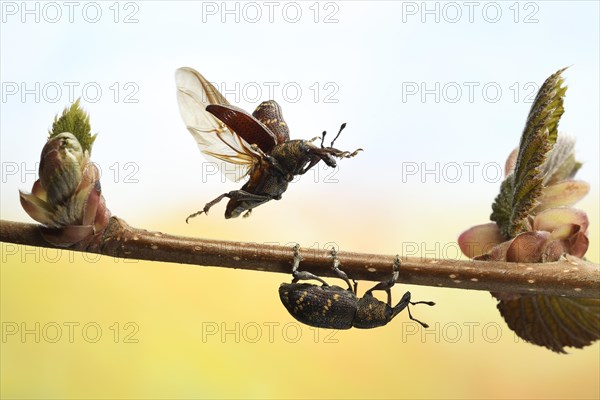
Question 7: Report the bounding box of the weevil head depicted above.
[302,140,337,168]
[353,294,393,329]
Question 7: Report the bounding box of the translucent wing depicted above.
[175,67,259,182]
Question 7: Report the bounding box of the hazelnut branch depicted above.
[1,217,598,299]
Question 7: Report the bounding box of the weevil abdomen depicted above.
[279,283,357,329]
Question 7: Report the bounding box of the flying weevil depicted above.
[175,67,362,220]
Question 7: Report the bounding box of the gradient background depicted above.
[1,1,599,398]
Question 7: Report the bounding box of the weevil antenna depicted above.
[407,304,429,328]
[330,123,347,147]
[320,131,327,148]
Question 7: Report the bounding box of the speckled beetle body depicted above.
[279,246,435,329]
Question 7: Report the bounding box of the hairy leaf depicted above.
[495,294,600,353]
[541,135,582,185]
[490,176,514,238]
[49,98,96,153]
[491,68,568,238]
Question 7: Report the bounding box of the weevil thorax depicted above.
[270,140,316,176]
[279,282,358,330]
[353,294,394,329]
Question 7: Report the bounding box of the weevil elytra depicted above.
[279,246,435,329]
[175,67,362,220]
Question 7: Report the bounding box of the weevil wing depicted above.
[206,104,278,153]
[175,67,259,182]
[252,100,290,144]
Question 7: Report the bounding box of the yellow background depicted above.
[1,194,598,399]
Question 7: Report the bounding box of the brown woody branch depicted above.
[1,217,599,299]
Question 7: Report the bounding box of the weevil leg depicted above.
[364,255,401,306]
[387,255,435,327]
[291,244,329,286]
[186,190,272,222]
[186,192,229,222]
[303,146,363,173]
[250,144,290,179]
[331,148,363,159]
[330,247,353,291]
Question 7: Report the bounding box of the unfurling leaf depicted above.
[491,68,568,239]
[541,135,580,185]
[20,101,109,248]
[49,98,96,154]
[461,68,598,353]
[490,175,514,238]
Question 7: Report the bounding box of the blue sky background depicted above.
[1,1,598,225]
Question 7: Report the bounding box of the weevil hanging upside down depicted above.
[279,246,436,329]
[175,67,362,220]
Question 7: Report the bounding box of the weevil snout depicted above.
[323,154,337,168]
